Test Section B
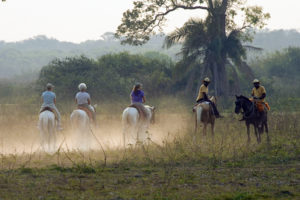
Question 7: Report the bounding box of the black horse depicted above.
[234,95,269,144]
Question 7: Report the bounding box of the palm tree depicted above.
[165,16,255,96]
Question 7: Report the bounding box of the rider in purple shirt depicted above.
[130,83,146,104]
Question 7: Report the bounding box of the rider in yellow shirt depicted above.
[251,79,266,102]
[196,77,221,118]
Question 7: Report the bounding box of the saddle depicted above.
[193,102,214,116]
[250,100,270,112]
[129,103,150,121]
[40,107,57,120]
[78,106,94,121]
[40,107,54,113]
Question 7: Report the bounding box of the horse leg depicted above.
[122,124,127,148]
[49,122,53,152]
[39,120,45,151]
[52,129,57,152]
[246,122,251,144]
[138,123,147,144]
[211,122,215,143]
[46,121,51,152]
[265,122,270,143]
[203,123,207,137]
[194,112,198,133]
[254,124,261,144]
[193,114,198,142]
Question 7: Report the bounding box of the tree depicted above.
[116,0,270,96]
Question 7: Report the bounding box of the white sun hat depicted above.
[78,83,87,90]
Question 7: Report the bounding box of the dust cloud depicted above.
[0,110,192,155]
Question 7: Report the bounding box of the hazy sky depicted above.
[0,0,299,43]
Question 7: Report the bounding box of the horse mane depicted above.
[238,95,251,102]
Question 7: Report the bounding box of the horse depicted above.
[234,95,269,144]
[122,104,155,147]
[193,96,217,137]
[38,110,57,153]
[70,106,96,151]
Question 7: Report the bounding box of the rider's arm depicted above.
[251,89,258,99]
[88,98,91,105]
[259,93,266,100]
[196,87,204,102]
[142,96,146,103]
[251,88,255,97]
[203,92,209,100]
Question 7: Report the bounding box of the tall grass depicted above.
[0,102,299,170]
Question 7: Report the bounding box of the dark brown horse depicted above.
[234,95,269,143]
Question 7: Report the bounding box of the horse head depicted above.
[235,95,253,114]
[235,95,242,114]
[210,96,217,105]
[148,106,156,124]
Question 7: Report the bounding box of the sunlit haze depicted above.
[0,0,299,43]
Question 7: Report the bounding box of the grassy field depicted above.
[0,104,299,199]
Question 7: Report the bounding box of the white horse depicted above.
[38,110,57,153]
[193,96,217,137]
[122,104,155,147]
[70,107,95,151]
[70,109,91,151]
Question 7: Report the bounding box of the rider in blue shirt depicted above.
[40,83,62,130]
[130,83,146,104]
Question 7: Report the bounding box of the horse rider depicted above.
[131,83,146,104]
[251,79,266,103]
[75,83,96,122]
[196,77,221,118]
[40,83,62,131]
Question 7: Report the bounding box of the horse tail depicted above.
[71,110,89,130]
[122,109,128,148]
[39,112,48,133]
[196,106,203,126]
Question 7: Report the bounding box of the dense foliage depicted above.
[37,52,174,102]
[250,47,300,110]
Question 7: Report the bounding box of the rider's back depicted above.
[42,91,56,106]
[76,91,90,105]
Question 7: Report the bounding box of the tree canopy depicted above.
[116,0,269,46]
[116,0,270,97]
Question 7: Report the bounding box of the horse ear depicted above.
[152,106,156,111]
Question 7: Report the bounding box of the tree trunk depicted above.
[207,3,228,97]
[211,59,228,96]
[217,59,228,96]
[184,68,196,94]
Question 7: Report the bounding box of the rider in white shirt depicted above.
[75,83,95,121]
